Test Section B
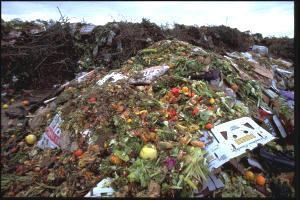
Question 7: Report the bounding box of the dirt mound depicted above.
[260,37,294,62]
[169,24,253,54]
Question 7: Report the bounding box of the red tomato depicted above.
[205,123,213,130]
[192,107,199,116]
[168,109,177,118]
[171,88,180,97]
[74,149,83,157]
[188,92,195,97]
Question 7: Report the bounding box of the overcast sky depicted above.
[1,1,294,38]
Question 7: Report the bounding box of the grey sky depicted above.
[1,1,294,38]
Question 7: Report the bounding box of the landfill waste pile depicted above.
[2,18,293,92]
[1,18,165,90]
[1,18,78,89]
[167,24,253,54]
[1,39,295,197]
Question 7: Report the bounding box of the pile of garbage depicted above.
[1,39,294,197]
[1,19,78,89]
[1,18,294,92]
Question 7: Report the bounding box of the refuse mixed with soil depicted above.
[1,18,295,198]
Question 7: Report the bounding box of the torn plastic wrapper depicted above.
[193,173,224,197]
[263,89,278,100]
[241,52,258,63]
[274,58,293,68]
[279,90,294,101]
[85,178,114,197]
[96,65,169,86]
[252,45,268,55]
[247,158,265,172]
[272,115,287,138]
[258,106,273,120]
[76,70,95,83]
[204,117,276,171]
[37,113,63,149]
[96,72,128,86]
[129,65,170,85]
[275,67,294,78]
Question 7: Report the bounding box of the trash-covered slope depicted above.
[1,40,294,197]
[1,18,294,92]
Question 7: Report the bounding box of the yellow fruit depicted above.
[245,170,255,181]
[140,144,158,160]
[181,86,189,94]
[2,104,9,109]
[127,118,132,123]
[209,98,215,104]
[104,142,108,149]
[25,134,37,145]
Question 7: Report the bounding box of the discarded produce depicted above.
[25,134,37,145]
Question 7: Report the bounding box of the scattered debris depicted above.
[1,19,294,198]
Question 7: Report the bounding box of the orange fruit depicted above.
[244,170,255,181]
[181,86,189,94]
[256,175,266,186]
[110,155,123,165]
[22,100,30,106]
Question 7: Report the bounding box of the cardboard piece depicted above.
[204,117,276,171]
[251,63,274,79]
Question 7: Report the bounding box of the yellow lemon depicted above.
[140,144,158,160]
[25,134,37,145]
